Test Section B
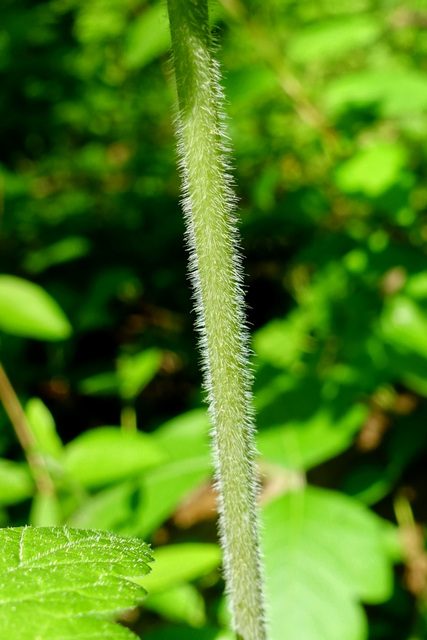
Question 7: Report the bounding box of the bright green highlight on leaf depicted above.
[0,526,152,640]
[138,543,221,593]
[79,348,162,399]
[0,275,72,341]
[335,143,407,197]
[63,426,166,488]
[0,460,34,506]
[144,583,206,627]
[288,15,381,65]
[123,2,170,70]
[380,295,427,359]
[26,397,63,460]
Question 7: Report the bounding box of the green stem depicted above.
[166,1,267,638]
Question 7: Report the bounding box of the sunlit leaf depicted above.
[144,583,206,627]
[0,526,152,640]
[289,15,381,64]
[335,144,407,197]
[0,275,72,341]
[123,3,170,69]
[256,371,368,470]
[324,69,427,116]
[380,295,427,359]
[25,398,63,459]
[0,460,33,506]
[63,427,166,489]
[135,544,221,594]
[263,487,399,640]
[117,348,162,400]
[23,236,91,274]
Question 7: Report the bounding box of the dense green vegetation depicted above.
[1,0,427,638]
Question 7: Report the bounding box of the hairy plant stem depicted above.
[166,1,267,638]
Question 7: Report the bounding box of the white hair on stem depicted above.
[166,1,268,639]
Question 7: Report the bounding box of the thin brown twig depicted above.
[0,361,55,496]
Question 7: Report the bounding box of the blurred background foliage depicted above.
[0,0,427,638]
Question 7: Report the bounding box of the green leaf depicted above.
[79,371,120,396]
[126,410,211,536]
[263,487,398,640]
[126,455,211,538]
[154,408,210,460]
[123,3,170,69]
[0,275,72,341]
[117,348,162,400]
[335,144,407,197]
[0,526,152,640]
[23,236,91,274]
[144,583,206,627]
[0,460,33,506]
[253,310,312,369]
[380,295,427,359]
[67,480,139,531]
[25,398,63,459]
[288,15,381,64]
[141,628,230,640]
[29,493,62,527]
[324,69,427,117]
[405,271,427,299]
[79,349,162,400]
[256,372,368,470]
[135,543,221,593]
[258,401,367,470]
[63,427,166,489]
[67,412,211,535]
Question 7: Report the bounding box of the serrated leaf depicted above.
[0,275,72,341]
[0,526,152,640]
[63,427,166,489]
[263,487,398,640]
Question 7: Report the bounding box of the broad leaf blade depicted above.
[0,460,34,506]
[263,487,398,640]
[0,275,72,341]
[63,427,166,488]
[0,526,152,640]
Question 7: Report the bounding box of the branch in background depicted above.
[220,0,341,157]
[0,361,55,497]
